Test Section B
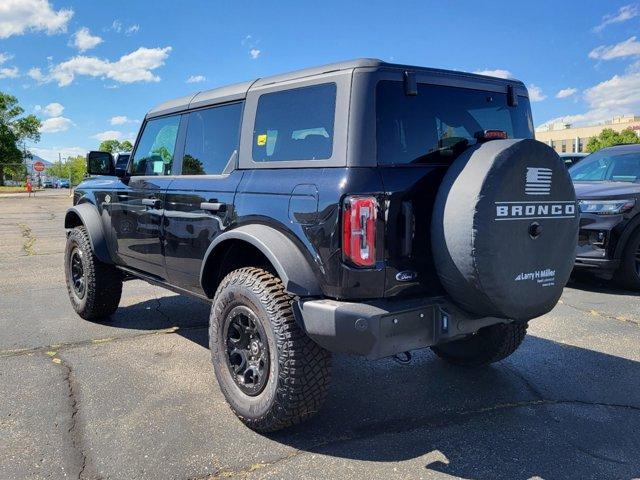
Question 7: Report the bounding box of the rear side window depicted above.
[252,83,336,162]
[376,81,534,166]
[131,115,180,175]
[182,103,243,175]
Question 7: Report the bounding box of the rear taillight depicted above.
[342,196,377,267]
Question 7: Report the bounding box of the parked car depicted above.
[57,179,70,188]
[560,152,588,168]
[570,144,640,289]
[42,179,54,188]
[64,59,579,431]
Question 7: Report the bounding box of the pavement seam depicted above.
[558,299,640,327]
[0,323,209,359]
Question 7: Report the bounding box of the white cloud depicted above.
[0,66,19,78]
[37,46,172,86]
[41,102,64,117]
[30,146,87,162]
[40,116,73,133]
[92,130,122,141]
[589,36,640,60]
[186,74,206,83]
[556,87,578,99]
[27,67,44,81]
[242,35,261,59]
[110,20,122,33]
[539,71,640,128]
[473,69,514,79]
[0,0,73,39]
[70,27,103,52]
[110,115,137,125]
[110,20,138,35]
[528,84,547,102]
[593,4,639,33]
[585,71,640,112]
[0,52,13,64]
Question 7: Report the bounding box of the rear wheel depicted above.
[64,226,122,320]
[431,322,528,367]
[614,228,640,291]
[209,267,331,432]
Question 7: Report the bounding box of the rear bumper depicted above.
[295,296,510,360]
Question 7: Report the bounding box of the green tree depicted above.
[586,128,640,153]
[98,139,134,154]
[182,154,204,175]
[47,155,87,185]
[98,139,122,154]
[0,92,41,185]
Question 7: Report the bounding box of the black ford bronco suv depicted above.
[64,59,579,432]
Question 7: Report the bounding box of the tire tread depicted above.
[210,267,331,432]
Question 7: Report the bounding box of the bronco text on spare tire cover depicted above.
[64,59,580,432]
[432,139,579,321]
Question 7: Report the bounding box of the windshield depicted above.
[376,81,534,165]
[569,150,640,182]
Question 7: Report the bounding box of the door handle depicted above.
[142,198,161,208]
[200,202,225,212]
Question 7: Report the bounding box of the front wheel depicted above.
[431,322,528,367]
[64,226,122,320]
[209,267,332,432]
[614,228,640,291]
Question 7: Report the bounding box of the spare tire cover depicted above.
[431,139,579,321]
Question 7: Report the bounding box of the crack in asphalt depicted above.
[47,351,90,479]
[558,299,640,327]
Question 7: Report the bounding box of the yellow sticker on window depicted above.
[256,134,267,146]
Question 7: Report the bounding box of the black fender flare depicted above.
[64,203,112,264]
[199,224,322,297]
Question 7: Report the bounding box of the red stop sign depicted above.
[33,161,45,172]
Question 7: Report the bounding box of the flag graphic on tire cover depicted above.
[525,167,552,195]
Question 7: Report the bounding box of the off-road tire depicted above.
[210,267,331,432]
[64,226,122,320]
[431,322,528,367]
[614,228,640,291]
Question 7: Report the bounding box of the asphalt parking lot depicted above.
[1,190,639,480]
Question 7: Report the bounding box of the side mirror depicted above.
[86,151,115,176]
[114,153,130,178]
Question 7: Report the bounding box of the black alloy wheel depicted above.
[224,305,270,396]
[69,247,86,299]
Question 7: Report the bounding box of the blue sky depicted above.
[1,0,639,161]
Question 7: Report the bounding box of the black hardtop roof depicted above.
[147,58,525,118]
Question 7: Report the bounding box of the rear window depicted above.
[376,81,534,166]
[252,83,336,162]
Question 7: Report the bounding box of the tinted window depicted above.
[376,81,534,165]
[252,83,336,162]
[131,116,180,176]
[182,103,243,175]
[570,151,640,182]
